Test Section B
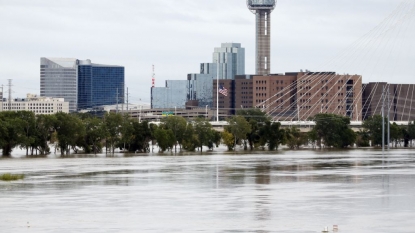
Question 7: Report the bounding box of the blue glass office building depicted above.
[77,60,124,110]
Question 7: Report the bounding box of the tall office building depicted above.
[77,59,124,110]
[40,58,78,112]
[212,43,245,79]
[41,58,124,112]
[247,0,276,75]
[151,43,245,109]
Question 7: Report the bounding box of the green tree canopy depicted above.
[225,115,252,150]
[104,112,123,153]
[193,118,214,152]
[362,115,388,147]
[161,116,188,152]
[236,109,269,150]
[311,113,356,148]
[259,121,284,150]
[54,113,85,155]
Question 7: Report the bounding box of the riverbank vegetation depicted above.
[2,110,415,156]
[0,173,25,181]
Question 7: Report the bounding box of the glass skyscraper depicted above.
[40,58,124,112]
[40,58,78,112]
[77,60,124,110]
[151,43,245,109]
[151,80,188,109]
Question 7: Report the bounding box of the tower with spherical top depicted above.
[247,0,276,75]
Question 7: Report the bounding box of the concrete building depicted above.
[1,94,69,115]
[247,0,276,75]
[151,43,245,109]
[41,58,124,112]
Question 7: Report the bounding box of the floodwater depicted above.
[1,149,415,233]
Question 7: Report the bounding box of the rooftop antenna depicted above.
[152,65,155,88]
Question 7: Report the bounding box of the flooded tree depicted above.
[54,112,85,155]
[236,109,269,150]
[311,113,356,148]
[0,112,27,156]
[259,121,284,151]
[225,115,251,150]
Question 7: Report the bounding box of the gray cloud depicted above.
[0,0,409,102]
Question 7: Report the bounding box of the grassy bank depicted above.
[0,173,25,181]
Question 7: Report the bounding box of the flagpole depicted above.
[216,55,219,122]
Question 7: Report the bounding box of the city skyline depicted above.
[0,0,408,103]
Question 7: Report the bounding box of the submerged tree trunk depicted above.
[2,145,13,156]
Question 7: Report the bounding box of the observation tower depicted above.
[247,0,276,75]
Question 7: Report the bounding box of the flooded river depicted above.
[1,149,415,232]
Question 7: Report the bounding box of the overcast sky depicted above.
[0,0,411,103]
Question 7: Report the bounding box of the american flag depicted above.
[219,85,228,97]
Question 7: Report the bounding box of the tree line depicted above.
[2,110,415,156]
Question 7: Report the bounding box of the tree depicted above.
[236,109,269,150]
[119,116,135,152]
[225,115,252,150]
[16,111,36,156]
[182,123,198,152]
[356,129,370,147]
[307,129,319,149]
[161,116,187,152]
[221,130,235,151]
[311,113,356,148]
[128,121,153,153]
[284,127,307,149]
[0,112,26,156]
[193,118,214,153]
[209,130,222,150]
[362,115,388,147]
[259,121,284,150]
[104,112,123,153]
[154,127,175,153]
[390,122,403,148]
[407,121,415,147]
[33,114,57,155]
[83,117,107,154]
[54,113,85,155]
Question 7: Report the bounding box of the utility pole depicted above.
[7,79,12,110]
[126,87,129,117]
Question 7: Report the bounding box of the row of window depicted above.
[241,96,252,99]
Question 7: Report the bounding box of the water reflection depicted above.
[1,150,415,233]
